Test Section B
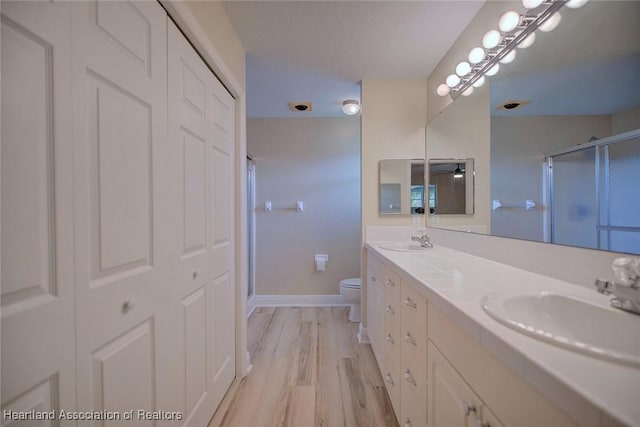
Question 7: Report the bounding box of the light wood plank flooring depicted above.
[209,307,399,427]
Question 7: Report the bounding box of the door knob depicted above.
[122,298,136,313]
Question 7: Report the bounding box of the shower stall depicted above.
[547,129,640,254]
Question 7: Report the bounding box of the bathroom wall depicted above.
[613,105,640,134]
[491,115,611,241]
[360,79,427,240]
[248,117,361,295]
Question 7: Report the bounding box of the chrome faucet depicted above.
[594,257,640,315]
[411,228,434,248]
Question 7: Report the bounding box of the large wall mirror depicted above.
[426,0,640,254]
[379,159,425,215]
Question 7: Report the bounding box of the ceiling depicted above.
[222,1,485,118]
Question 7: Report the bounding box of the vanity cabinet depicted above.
[366,247,581,427]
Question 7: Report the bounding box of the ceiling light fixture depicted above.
[342,99,360,115]
[453,164,464,178]
[436,0,590,100]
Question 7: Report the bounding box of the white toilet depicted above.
[339,277,362,322]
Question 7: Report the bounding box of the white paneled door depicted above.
[70,0,171,423]
[167,22,236,425]
[1,1,76,423]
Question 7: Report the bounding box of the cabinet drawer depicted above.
[384,302,401,365]
[401,384,427,427]
[384,269,401,301]
[367,252,385,279]
[401,282,427,340]
[383,345,402,423]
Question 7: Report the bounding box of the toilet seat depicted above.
[339,278,361,289]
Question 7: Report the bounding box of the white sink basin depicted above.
[379,242,431,252]
[482,291,640,368]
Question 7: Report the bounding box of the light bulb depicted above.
[485,64,500,77]
[342,100,360,115]
[522,0,544,8]
[456,61,471,76]
[517,31,536,49]
[468,47,485,64]
[482,30,502,49]
[499,49,517,64]
[566,0,589,8]
[499,11,521,33]
[539,12,561,32]
[437,84,450,97]
[446,74,461,88]
[472,76,485,88]
[462,86,474,97]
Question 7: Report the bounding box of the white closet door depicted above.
[167,21,236,426]
[206,54,236,413]
[70,1,169,422]
[1,2,76,423]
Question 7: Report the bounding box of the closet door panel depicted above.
[1,1,76,420]
[206,72,236,410]
[166,21,217,427]
[71,0,168,419]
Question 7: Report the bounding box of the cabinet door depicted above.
[478,405,506,427]
[428,342,482,427]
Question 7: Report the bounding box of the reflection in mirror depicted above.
[428,159,474,215]
[379,159,425,215]
[427,0,640,254]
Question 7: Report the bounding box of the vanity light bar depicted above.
[444,0,568,100]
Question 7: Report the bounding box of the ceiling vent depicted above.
[288,101,313,112]
[496,99,530,111]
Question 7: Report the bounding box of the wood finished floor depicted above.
[209,306,399,427]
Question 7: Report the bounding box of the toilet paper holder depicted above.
[315,254,328,271]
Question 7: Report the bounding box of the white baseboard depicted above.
[252,294,349,307]
[358,324,369,344]
[247,295,257,318]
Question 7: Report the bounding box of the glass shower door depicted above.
[599,136,640,253]
[551,147,598,249]
[550,133,640,253]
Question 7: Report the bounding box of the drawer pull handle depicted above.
[463,402,476,416]
[404,333,417,346]
[370,275,376,282]
[386,279,395,287]
[405,298,417,309]
[386,305,395,315]
[404,369,416,386]
[385,373,394,386]
[192,270,200,279]
[475,421,491,427]
[386,334,395,345]
[404,418,412,427]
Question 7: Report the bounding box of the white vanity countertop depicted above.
[366,241,640,427]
